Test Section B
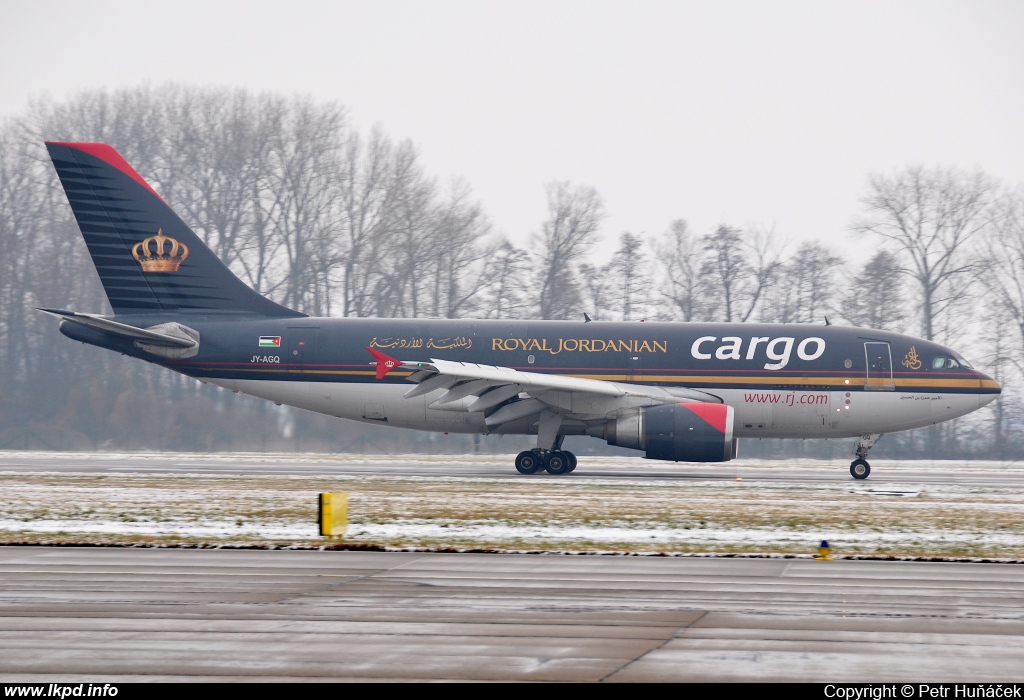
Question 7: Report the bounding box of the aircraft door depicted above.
[276,329,327,412]
[286,329,320,368]
[864,342,894,391]
[628,355,643,383]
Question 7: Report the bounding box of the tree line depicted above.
[0,85,1020,458]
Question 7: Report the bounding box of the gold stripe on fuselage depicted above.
[192,366,998,391]
[610,374,998,390]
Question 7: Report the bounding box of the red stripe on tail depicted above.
[45,141,166,203]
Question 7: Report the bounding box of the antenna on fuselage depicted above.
[583,313,592,323]
[824,316,832,326]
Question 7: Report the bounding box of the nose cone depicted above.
[976,371,1001,408]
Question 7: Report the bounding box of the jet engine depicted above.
[591,402,737,462]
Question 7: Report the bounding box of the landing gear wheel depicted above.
[850,459,870,480]
[545,450,572,475]
[515,451,541,474]
[565,452,577,473]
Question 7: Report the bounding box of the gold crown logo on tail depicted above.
[132,230,189,272]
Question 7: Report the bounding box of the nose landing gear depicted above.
[850,459,870,479]
[850,433,882,480]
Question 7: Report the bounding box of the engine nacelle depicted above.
[594,403,737,462]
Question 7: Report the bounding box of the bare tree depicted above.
[977,302,1015,459]
[337,127,420,317]
[0,123,49,384]
[840,250,907,331]
[534,181,605,320]
[654,219,706,321]
[701,225,781,322]
[264,98,346,315]
[981,190,1024,375]
[238,98,289,297]
[766,242,843,324]
[605,231,650,320]
[372,167,437,318]
[481,239,531,319]
[854,166,995,341]
[421,181,493,318]
[578,262,613,320]
[172,89,284,278]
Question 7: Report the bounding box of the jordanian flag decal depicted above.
[259,336,282,347]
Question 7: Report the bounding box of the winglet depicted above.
[367,346,400,379]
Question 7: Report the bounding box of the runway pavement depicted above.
[2,451,1023,486]
[0,546,1023,681]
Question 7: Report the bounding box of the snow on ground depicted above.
[2,518,1022,548]
[0,453,1022,556]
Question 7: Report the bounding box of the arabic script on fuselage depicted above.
[903,346,922,370]
[369,336,474,350]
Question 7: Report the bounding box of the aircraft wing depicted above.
[367,347,720,429]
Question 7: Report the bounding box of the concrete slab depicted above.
[0,547,1021,680]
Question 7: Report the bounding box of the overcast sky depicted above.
[3,0,1022,263]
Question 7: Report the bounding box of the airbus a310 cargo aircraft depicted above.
[39,142,1001,479]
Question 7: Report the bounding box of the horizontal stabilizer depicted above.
[38,308,196,348]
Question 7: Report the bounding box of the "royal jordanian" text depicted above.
[491,338,668,354]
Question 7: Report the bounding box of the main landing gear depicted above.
[515,449,577,475]
[850,433,882,480]
[515,411,577,475]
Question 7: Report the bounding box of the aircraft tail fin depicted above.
[45,142,303,318]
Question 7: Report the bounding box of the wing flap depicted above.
[484,398,546,427]
[431,379,494,406]
[467,384,522,413]
[404,373,459,398]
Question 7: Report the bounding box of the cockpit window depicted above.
[952,353,973,369]
[932,356,960,370]
[932,357,946,369]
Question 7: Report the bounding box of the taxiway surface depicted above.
[0,546,1022,682]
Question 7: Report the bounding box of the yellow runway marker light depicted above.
[319,492,348,539]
